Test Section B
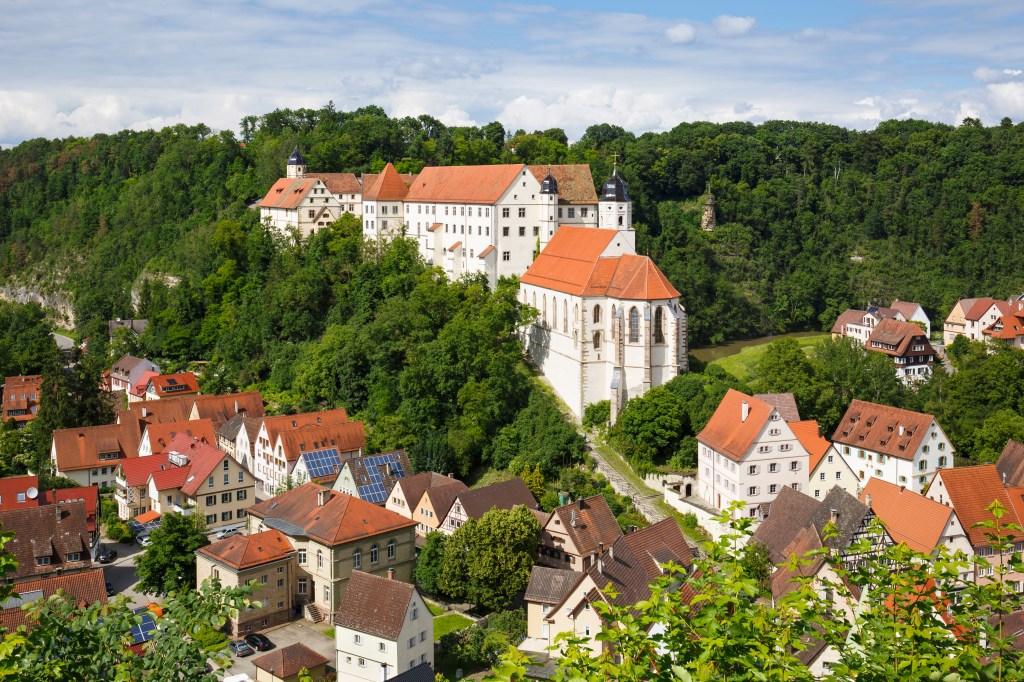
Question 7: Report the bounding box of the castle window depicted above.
[542,295,547,325]
[654,307,665,344]
[593,306,602,324]
[563,301,568,333]
[593,331,601,349]
[552,298,558,327]
[628,307,639,343]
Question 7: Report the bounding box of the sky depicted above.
[1,0,1024,146]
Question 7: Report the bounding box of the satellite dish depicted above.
[26,487,38,500]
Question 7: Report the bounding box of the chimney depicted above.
[898,424,905,436]
[317,489,329,507]
[608,544,614,562]
[829,508,839,525]
[142,407,148,418]
[387,567,395,580]
[234,399,238,414]
[741,400,749,422]
[386,462,393,476]
[570,509,577,528]
[597,542,604,574]
[865,494,872,509]
[447,473,454,478]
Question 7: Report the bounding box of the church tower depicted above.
[599,169,632,231]
[286,145,307,179]
[539,168,559,247]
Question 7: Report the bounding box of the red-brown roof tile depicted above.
[333,570,420,640]
[0,568,107,632]
[118,454,172,487]
[861,478,953,553]
[697,389,775,462]
[456,478,536,520]
[547,495,623,558]
[831,400,937,461]
[889,300,923,320]
[165,434,235,497]
[965,298,1009,322]
[932,465,1021,547]
[259,177,320,210]
[52,421,141,472]
[363,163,411,202]
[197,529,294,570]
[3,374,42,423]
[791,421,831,471]
[143,419,215,454]
[527,164,599,204]
[478,245,494,258]
[253,643,330,678]
[0,475,41,511]
[405,164,523,204]
[191,392,265,426]
[831,309,867,335]
[147,372,200,397]
[308,172,361,195]
[0,502,92,580]
[277,421,365,463]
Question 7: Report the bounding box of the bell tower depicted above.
[599,165,632,232]
[286,145,307,179]
[539,167,559,247]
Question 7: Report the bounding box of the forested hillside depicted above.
[3,105,1024,348]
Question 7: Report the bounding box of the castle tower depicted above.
[286,145,307,179]
[539,168,559,247]
[599,169,632,231]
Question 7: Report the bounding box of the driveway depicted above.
[216,620,336,679]
[98,539,151,607]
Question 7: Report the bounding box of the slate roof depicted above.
[527,164,599,205]
[248,482,416,546]
[456,478,536,520]
[933,465,1022,547]
[808,486,873,552]
[333,570,418,640]
[860,478,953,554]
[363,162,412,202]
[998,440,1024,488]
[754,393,801,422]
[217,412,262,443]
[143,419,215,454]
[750,486,822,563]
[697,389,776,462]
[547,495,623,557]
[524,566,583,604]
[0,568,107,632]
[520,226,679,300]
[197,529,294,571]
[388,663,437,682]
[831,400,937,461]
[405,164,523,204]
[0,502,92,580]
[52,421,141,472]
[252,642,330,678]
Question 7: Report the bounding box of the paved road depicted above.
[214,620,336,680]
[98,539,151,607]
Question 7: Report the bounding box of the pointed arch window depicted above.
[563,301,568,333]
[629,307,639,343]
[593,305,602,324]
[552,297,558,328]
[655,307,665,344]
[593,331,602,349]
[542,294,547,325]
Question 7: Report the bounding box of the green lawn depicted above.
[434,613,473,641]
[711,333,828,382]
[427,601,446,617]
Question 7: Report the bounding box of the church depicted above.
[519,172,688,422]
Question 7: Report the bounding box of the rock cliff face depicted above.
[0,283,75,327]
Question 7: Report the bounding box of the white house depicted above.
[944,297,1010,344]
[832,400,954,494]
[333,570,433,680]
[519,208,686,421]
[830,306,907,346]
[889,300,931,338]
[251,409,363,493]
[696,389,811,515]
[259,147,345,237]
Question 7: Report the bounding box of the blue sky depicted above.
[1,0,1023,146]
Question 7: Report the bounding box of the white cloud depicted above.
[713,15,756,37]
[665,23,696,45]
[973,67,1024,82]
[794,28,827,42]
[986,82,1024,116]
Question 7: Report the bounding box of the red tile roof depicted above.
[247,482,415,546]
[0,475,41,511]
[478,245,494,259]
[134,510,161,524]
[118,455,171,487]
[932,465,1021,547]
[363,163,411,202]
[867,318,934,358]
[143,419,215,454]
[405,164,523,204]
[333,570,420,640]
[831,309,866,335]
[3,375,42,423]
[889,300,923,320]
[197,529,294,570]
[0,568,107,632]
[831,400,937,461]
[130,370,159,399]
[150,465,190,491]
[147,372,200,397]
[308,172,360,195]
[191,392,265,425]
[983,313,1024,340]
[0,501,92,580]
[964,298,1009,322]
[520,226,679,300]
[861,478,953,553]
[427,222,442,232]
[546,495,623,558]
[165,434,234,497]
[697,389,775,462]
[447,241,461,252]
[394,472,462,510]
[259,177,320,210]
[277,421,365,463]
[527,165,599,204]
[253,643,330,678]
[123,396,194,427]
[52,421,141,472]
[263,409,349,447]
[791,421,831,471]
[754,393,801,422]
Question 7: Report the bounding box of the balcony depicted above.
[114,490,128,507]
[115,476,127,489]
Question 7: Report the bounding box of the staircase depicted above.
[304,602,325,623]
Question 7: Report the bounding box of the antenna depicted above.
[611,153,619,174]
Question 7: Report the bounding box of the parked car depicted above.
[98,547,118,563]
[244,633,273,651]
[106,581,115,597]
[215,528,241,540]
[137,535,152,547]
[228,640,254,657]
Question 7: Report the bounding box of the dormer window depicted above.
[36,556,51,566]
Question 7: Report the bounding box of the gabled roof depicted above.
[750,486,821,563]
[363,162,412,202]
[110,355,157,380]
[147,372,200,397]
[333,570,419,640]
[983,312,1024,340]
[965,297,1009,321]
[108,319,147,336]
[308,172,361,195]
[278,421,365,463]
[422,480,469,520]
[547,495,623,558]
[342,450,411,503]
[520,226,679,300]
[52,421,141,472]
[388,663,437,682]
[808,486,874,552]
[124,396,194,427]
[831,400,937,461]
[247,482,415,546]
[998,440,1024,487]
[404,164,523,204]
[259,177,320,210]
[118,454,171,487]
[150,466,190,491]
[831,309,867,334]
[527,165,599,205]
[754,393,800,422]
[217,412,262,443]
[860,478,953,554]
[394,472,462,508]
[455,478,536,520]
[197,529,294,571]
[143,419,215,454]
[770,525,825,601]
[0,568,106,632]
[868,318,933,357]
[191,392,265,425]
[525,566,584,605]
[478,245,494,259]
[790,421,831,471]
[0,502,91,580]
[890,300,924,320]
[697,389,775,462]
[252,643,330,678]
[130,370,160,399]
[933,465,1022,547]
[166,434,235,497]
[263,408,349,446]
[585,518,692,608]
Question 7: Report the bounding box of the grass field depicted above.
[434,613,473,641]
[710,333,829,382]
[427,601,446,617]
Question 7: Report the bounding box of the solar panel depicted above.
[355,452,407,503]
[130,609,158,644]
[301,448,342,480]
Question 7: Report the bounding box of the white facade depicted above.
[261,177,343,237]
[808,446,858,501]
[335,591,433,681]
[837,421,953,494]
